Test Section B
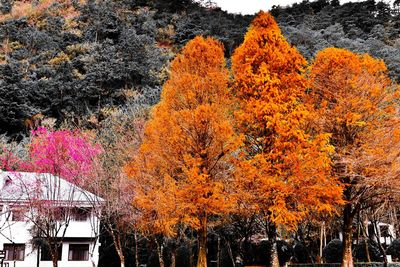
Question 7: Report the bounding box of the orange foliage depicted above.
[125,36,241,266]
[309,47,400,267]
[309,47,400,191]
[231,12,343,229]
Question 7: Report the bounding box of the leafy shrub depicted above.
[323,239,343,263]
[292,242,312,263]
[353,239,382,262]
[252,240,293,266]
[387,239,400,261]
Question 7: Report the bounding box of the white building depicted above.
[0,171,103,267]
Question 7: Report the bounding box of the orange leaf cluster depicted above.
[231,12,343,228]
[309,47,400,190]
[125,36,242,236]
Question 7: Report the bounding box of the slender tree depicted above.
[91,108,147,267]
[309,47,400,267]
[126,36,242,267]
[231,12,343,267]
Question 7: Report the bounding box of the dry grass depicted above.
[0,0,86,25]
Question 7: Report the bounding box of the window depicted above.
[4,244,25,261]
[368,224,375,237]
[380,225,390,237]
[68,244,89,261]
[72,208,90,221]
[11,208,26,221]
[40,243,62,261]
[53,207,68,221]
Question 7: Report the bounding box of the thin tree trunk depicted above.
[37,247,40,267]
[170,238,177,267]
[361,216,371,262]
[197,215,208,267]
[155,237,165,267]
[373,221,387,267]
[267,222,279,267]
[50,240,60,267]
[216,237,220,267]
[51,249,58,267]
[225,239,236,267]
[111,229,125,267]
[134,231,139,267]
[117,249,126,267]
[319,222,325,263]
[170,248,176,267]
[341,203,354,267]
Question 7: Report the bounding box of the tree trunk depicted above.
[51,243,59,267]
[197,216,208,267]
[225,239,236,267]
[361,216,371,262]
[51,252,58,267]
[134,231,140,267]
[170,249,176,267]
[373,221,387,267]
[319,222,325,263]
[341,203,354,267]
[118,252,126,267]
[111,230,126,267]
[169,238,177,267]
[37,247,40,267]
[216,237,220,267]
[155,237,165,267]
[267,222,279,267]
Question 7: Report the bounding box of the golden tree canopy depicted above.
[126,36,242,236]
[232,12,343,228]
[309,47,400,190]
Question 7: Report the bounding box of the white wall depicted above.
[0,207,101,267]
[1,241,100,267]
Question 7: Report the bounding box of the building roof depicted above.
[0,171,103,205]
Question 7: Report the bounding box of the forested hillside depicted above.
[0,0,399,136]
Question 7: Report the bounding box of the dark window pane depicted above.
[73,208,90,221]
[68,244,89,261]
[40,244,62,261]
[380,225,389,237]
[4,244,25,261]
[11,209,25,221]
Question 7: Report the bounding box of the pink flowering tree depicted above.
[29,127,102,184]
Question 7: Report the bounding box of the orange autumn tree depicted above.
[231,12,343,267]
[125,36,242,267]
[309,47,400,267]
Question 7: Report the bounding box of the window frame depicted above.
[40,243,63,261]
[68,244,89,261]
[72,208,91,222]
[4,243,25,261]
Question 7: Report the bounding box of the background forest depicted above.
[0,0,399,137]
[1,1,400,267]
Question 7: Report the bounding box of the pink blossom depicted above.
[29,128,103,185]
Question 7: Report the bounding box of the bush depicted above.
[387,239,400,261]
[292,242,312,263]
[323,239,343,263]
[354,239,382,262]
[251,240,293,266]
